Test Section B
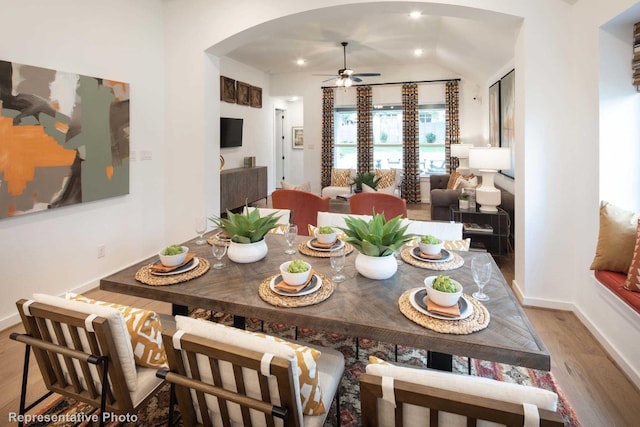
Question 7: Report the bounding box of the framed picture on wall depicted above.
[250,86,262,108]
[236,81,250,105]
[220,76,236,103]
[499,69,515,178]
[292,127,303,149]
[489,80,500,147]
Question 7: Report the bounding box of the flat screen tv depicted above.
[220,117,243,148]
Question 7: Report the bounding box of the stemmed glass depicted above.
[284,224,298,255]
[195,216,207,245]
[330,245,346,283]
[212,244,227,269]
[471,254,492,301]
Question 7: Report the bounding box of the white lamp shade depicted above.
[468,147,511,171]
[450,143,473,159]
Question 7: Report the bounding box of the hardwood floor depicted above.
[1,202,638,425]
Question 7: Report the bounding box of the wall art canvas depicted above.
[488,80,500,147]
[499,69,515,178]
[0,60,130,219]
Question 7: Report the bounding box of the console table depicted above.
[450,206,510,258]
[220,166,267,214]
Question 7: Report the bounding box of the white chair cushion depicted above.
[404,219,463,240]
[32,293,138,392]
[317,211,373,229]
[366,357,557,427]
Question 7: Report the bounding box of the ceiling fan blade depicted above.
[322,77,338,83]
[312,73,339,76]
[352,73,381,77]
[351,76,362,82]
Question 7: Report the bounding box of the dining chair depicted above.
[360,357,564,427]
[11,296,170,427]
[271,189,330,235]
[157,315,345,426]
[244,206,291,233]
[404,219,463,240]
[349,192,408,220]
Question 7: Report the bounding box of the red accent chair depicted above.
[271,189,330,236]
[349,192,408,220]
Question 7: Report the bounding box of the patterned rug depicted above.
[31,310,580,426]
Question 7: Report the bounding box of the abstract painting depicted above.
[488,80,500,147]
[0,60,130,219]
[499,69,515,178]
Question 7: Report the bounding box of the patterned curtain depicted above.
[356,86,373,173]
[445,81,460,173]
[401,83,420,203]
[321,87,335,188]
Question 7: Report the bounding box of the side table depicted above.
[449,206,510,258]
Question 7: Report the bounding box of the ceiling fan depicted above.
[315,42,381,87]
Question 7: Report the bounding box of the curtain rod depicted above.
[321,78,461,89]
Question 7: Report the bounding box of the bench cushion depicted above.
[594,270,640,314]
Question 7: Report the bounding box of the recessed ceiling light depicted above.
[409,11,421,19]
[296,59,306,66]
[414,48,423,56]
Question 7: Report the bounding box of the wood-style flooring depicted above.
[1,202,638,426]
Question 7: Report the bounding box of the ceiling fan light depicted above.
[336,77,344,87]
[344,68,353,76]
[344,77,353,87]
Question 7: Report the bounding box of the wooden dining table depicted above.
[100,233,550,371]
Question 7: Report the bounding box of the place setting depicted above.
[207,229,231,247]
[258,259,336,308]
[398,273,490,334]
[297,225,354,258]
[401,234,464,270]
[135,244,210,286]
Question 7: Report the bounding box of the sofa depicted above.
[429,174,514,238]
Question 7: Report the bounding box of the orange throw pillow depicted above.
[590,201,638,273]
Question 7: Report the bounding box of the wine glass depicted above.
[212,244,227,269]
[471,254,492,301]
[195,216,207,245]
[284,224,298,254]
[330,245,346,283]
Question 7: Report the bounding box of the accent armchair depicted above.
[349,192,408,220]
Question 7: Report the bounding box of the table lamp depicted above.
[468,147,511,212]
[450,143,473,175]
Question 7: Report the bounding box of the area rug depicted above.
[30,310,580,426]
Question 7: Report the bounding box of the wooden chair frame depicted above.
[360,373,565,427]
[11,299,166,427]
[159,328,303,427]
[156,330,302,426]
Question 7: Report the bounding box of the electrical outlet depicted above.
[140,150,152,160]
[98,244,106,258]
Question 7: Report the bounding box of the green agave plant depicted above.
[209,208,282,243]
[339,213,416,257]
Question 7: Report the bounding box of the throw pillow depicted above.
[175,315,325,417]
[443,238,471,251]
[67,293,167,369]
[281,180,311,192]
[375,169,396,189]
[447,172,461,189]
[590,201,638,273]
[331,169,352,187]
[624,219,640,292]
[453,174,477,190]
[362,183,396,195]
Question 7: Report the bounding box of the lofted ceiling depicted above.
[223,6,523,84]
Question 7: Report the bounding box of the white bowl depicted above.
[418,238,443,256]
[316,229,337,245]
[424,276,463,307]
[159,246,189,267]
[280,261,312,286]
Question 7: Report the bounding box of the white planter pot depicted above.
[355,252,398,280]
[459,199,469,210]
[227,239,268,263]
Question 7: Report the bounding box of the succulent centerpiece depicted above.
[209,208,282,263]
[340,213,416,279]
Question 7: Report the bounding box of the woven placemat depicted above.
[398,288,489,334]
[258,272,335,307]
[401,247,464,270]
[135,257,210,286]
[297,241,354,258]
[207,234,230,247]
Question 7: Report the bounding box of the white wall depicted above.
[0,0,165,329]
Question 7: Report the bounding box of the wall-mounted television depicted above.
[220,117,243,148]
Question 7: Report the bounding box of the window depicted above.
[334,103,446,175]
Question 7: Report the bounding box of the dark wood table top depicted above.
[100,233,550,370]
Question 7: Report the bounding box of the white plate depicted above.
[410,247,452,263]
[270,274,322,296]
[151,257,200,276]
[306,238,344,252]
[409,288,473,321]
